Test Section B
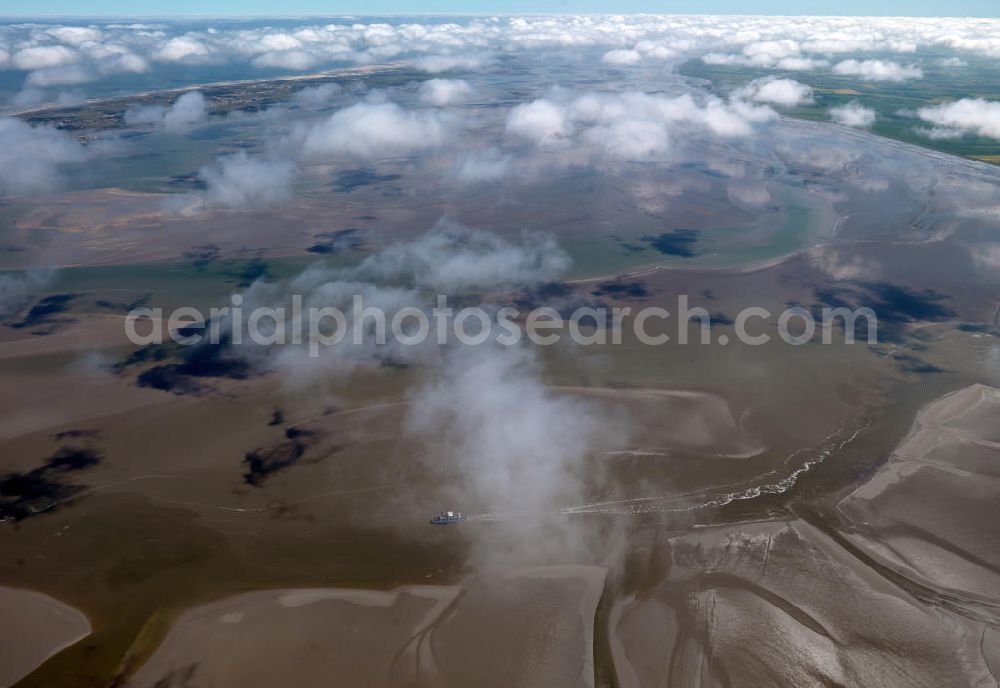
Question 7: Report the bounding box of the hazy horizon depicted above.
[2,1,999,19]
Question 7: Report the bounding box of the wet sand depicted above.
[556,387,764,459]
[838,384,1000,602]
[0,262,980,686]
[128,566,606,688]
[606,385,1000,687]
[609,519,993,687]
[127,586,460,688]
[0,587,90,688]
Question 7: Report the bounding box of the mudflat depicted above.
[0,587,90,688]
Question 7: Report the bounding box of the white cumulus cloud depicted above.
[197,152,298,209]
[506,99,572,148]
[832,59,923,82]
[737,77,814,107]
[419,78,473,106]
[830,101,877,128]
[13,45,79,70]
[0,118,92,195]
[154,36,213,63]
[916,98,1000,140]
[352,222,570,293]
[290,99,453,159]
[602,49,642,65]
[124,91,208,131]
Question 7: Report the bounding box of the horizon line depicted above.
[1,11,998,19]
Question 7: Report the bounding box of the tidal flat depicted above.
[1,13,1000,688]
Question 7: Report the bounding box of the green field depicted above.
[679,50,1000,163]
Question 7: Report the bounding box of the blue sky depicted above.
[3,1,999,17]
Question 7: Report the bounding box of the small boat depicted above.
[430,511,465,525]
